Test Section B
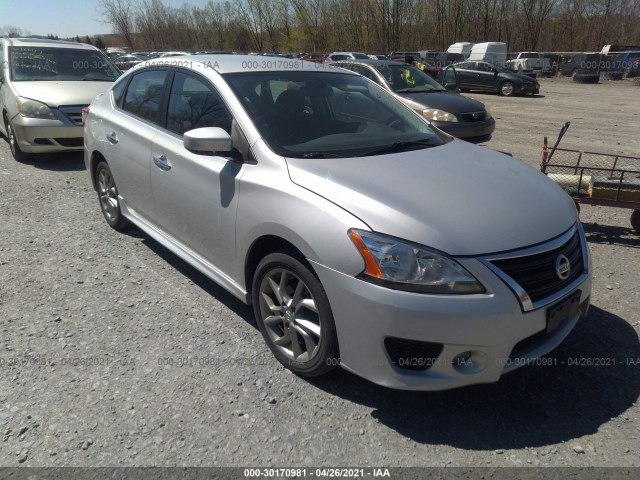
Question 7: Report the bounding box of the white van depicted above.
[447,42,474,59]
[468,42,508,66]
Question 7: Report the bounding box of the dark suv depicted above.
[559,53,603,83]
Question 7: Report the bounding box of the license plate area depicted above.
[546,291,581,333]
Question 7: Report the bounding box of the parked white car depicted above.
[323,52,370,64]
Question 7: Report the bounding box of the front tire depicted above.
[499,81,515,96]
[95,160,128,230]
[4,115,29,162]
[252,252,339,377]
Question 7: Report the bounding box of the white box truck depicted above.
[447,42,474,59]
[468,42,508,66]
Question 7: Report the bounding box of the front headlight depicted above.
[422,108,458,123]
[348,229,485,294]
[16,97,57,120]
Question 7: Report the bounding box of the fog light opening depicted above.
[452,350,487,374]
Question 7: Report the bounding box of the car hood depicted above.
[500,72,537,83]
[286,140,576,256]
[11,81,113,107]
[395,90,486,114]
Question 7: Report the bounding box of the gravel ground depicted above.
[0,76,639,469]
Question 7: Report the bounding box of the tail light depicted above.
[81,107,90,127]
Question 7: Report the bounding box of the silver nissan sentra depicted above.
[84,56,591,390]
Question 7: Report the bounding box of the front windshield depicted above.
[494,63,510,73]
[224,71,448,158]
[352,53,370,59]
[375,64,446,92]
[9,47,121,82]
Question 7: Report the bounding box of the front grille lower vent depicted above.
[384,337,444,371]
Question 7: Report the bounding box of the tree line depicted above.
[95,0,640,54]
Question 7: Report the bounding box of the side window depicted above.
[122,69,168,123]
[166,71,232,136]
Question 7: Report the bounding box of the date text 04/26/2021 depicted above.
[243,468,391,478]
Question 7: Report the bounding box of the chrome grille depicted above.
[59,105,87,126]
[480,226,588,311]
[460,111,487,123]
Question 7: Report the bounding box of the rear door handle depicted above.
[153,154,172,171]
[106,132,118,144]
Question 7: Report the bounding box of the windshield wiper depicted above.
[299,152,345,158]
[356,139,436,157]
[395,87,437,93]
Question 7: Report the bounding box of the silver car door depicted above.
[149,70,243,277]
[107,68,169,221]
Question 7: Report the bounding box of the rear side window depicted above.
[122,69,168,123]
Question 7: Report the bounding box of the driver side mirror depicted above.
[184,127,232,154]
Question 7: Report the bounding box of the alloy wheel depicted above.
[258,268,322,363]
[98,167,120,222]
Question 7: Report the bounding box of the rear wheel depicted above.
[95,160,128,230]
[499,81,515,96]
[4,115,29,162]
[252,252,339,377]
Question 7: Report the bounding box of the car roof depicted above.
[333,59,405,67]
[138,54,359,75]
[2,38,97,50]
[328,52,367,56]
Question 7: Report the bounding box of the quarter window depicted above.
[122,69,168,123]
[111,78,128,108]
[166,71,232,135]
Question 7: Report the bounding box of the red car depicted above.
[299,53,326,63]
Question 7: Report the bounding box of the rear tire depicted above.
[252,252,339,377]
[95,160,129,230]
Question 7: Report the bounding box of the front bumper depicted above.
[520,83,540,94]
[311,233,591,391]
[10,114,83,153]
[434,117,495,143]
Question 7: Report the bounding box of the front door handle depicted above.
[106,132,118,144]
[153,154,172,171]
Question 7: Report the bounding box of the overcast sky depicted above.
[0,0,212,38]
